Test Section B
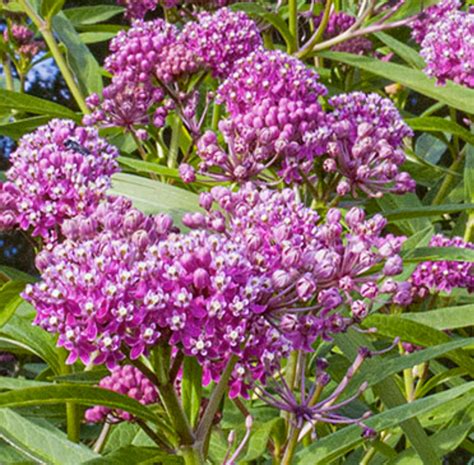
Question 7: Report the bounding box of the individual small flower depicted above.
[0,119,119,242]
[183,7,262,78]
[420,10,474,87]
[410,234,474,297]
[118,0,158,20]
[199,50,328,183]
[23,196,175,367]
[411,0,461,44]
[85,365,158,423]
[317,92,414,198]
[179,163,196,183]
[313,11,373,54]
[4,22,44,59]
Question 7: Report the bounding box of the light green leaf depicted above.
[407,117,474,146]
[0,408,98,464]
[109,173,201,227]
[64,5,124,26]
[52,13,103,96]
[242,418,284,462]
[0,376,50,390]
[404,246,474,263]
[181,357,202,428]
[41,0,65,19]
[415,133,447,165]
[401,304,474,330]
[0,116,52,140]
[362,315,474,375]
[381,203,474,222]
[79,32,117,44]
[0,281,28,329]
[294,382,474,465]
[0,89,79,120]
[82,446,183,465]
[0,266,36,283]
[375,32,425,69]
[0,385,168,429]
[318,52,474,114]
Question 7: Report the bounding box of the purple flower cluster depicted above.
[85,366,158,423]
[320,92,415,198]
[183,7,262,78]
[118,0,158,20]
[197,50,328,183]
[0,120,118,242]
[411,0,460,44]
[410,234,474,297]
[4,23,44,59]
[23,196,175,367]
[420,10,474,87]
[313,12,372,54]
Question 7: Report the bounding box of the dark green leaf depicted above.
[242,418,284,461]
[0,89,78,120]
[415,133,447,165]
[52,13,103,96]
[0,408,98,464]
[318,52,474,114]
[381,203,474,222]
[41,0,65,19]
[407,117,474,146]
[0,116,52,140]
[0,281,27,328]
[181,357,202,428]
[82,446,183,465]
[375,32,425,69]
[294,382,474,465]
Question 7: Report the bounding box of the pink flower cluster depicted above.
[410,234,474,297]
[197,50,328,183]
[411,0,460,44]
[85,366,158,423]
[183,7,262,78]
[313,11,372,54]
[23,196,175,368]
[118,0,158,20]
[320,92,415,198]
[420,9,474,87]
[0,120,118,242]
[4,23,44,59]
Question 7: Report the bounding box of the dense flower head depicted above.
[0,119,119,242]
[118,0,158,20]
[199,50,328,183]
[313,11,372,54]
[410,234,474,297]
[85,365,158,423]
[318,92,415,198]
[4,22,44,58]
[183,8,262,78]
[23,196,175,367]
[411,0,460,44]
[420,10,474,87]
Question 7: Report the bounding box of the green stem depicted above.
[92,422,111,454]
[432,152,464,205]
[58,355,81,443]
[281,424,300,465]
[1,56,15,91]
[464,214,474,242]
[181,446,205,465]
[18,0,89,114]
[168,115,181,169]
[211,104,221,132]
[288,0,298,53]
[299,0,333,57]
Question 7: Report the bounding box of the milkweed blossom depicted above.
[0,119,119,242]
[317,92,415,198]
[198,50,329,183]
[118,0,159,19]
[85,365,158,423]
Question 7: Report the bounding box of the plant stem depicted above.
[181,446,205,465]
[92,422,111,454]
[168,115,181,169]
[1,56,15,91]
[432,151,465,205]
[18,0,89,114]
[288,0,298,53]
[281,424,300,465]
[299,0,333,57]
[58,355,81,443]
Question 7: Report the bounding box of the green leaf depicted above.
[0,376,50,390]
[41,0,65,19]
[345,338,473,399]
[318,52,474,114]
[465,144,474,204]
[407,117,474,146]
[181,357,202,428]
[362,315,474,375]
[0,385,168,429]
[294,382,474,465]
[79,31,117,44]
[375,32,425,69]
[404,246,474,263]
[0,116,52,140]
[0,89,79,120]
[64,5,124,26]
[103,423,140,454]
[52,13,103,96]
[109,173,200,227]
[82,446,183,465]
[381,203,474,222]
[242,418,284,462]
[415,133,447,165]
[0,281,27,329]
[118,157,183,180]
[401,304,474,330]
[0,408,98,464]
[0,314,61,375]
